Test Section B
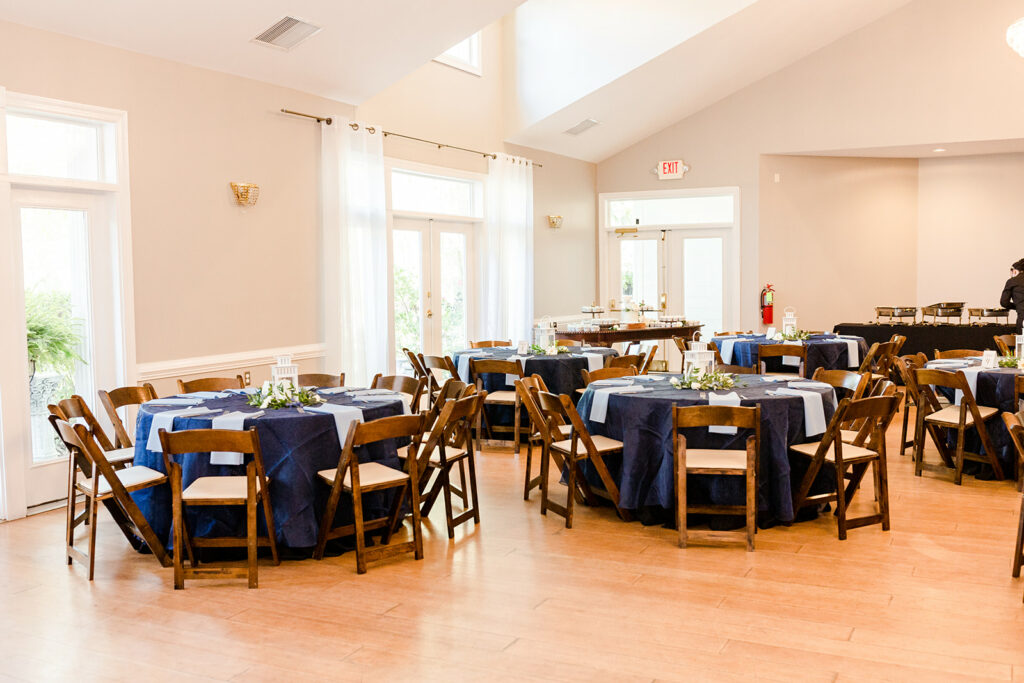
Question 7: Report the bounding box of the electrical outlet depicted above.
[243,371,251,386]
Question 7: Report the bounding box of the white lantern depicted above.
[1016,335,1024,359]
[782,307,798,336]
[533,323,556,349]
[271,353,299,388]
[684,341,716,377]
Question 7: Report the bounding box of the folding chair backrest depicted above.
[811,369,870,400]
[519,374,549,394]
[639,345,658,374]
[403,348,428,380]
[914,368,984,426]
[582,366,637,385]
[532,390,573,447]
[417,394,478,474]
[994,335,1015,356]
[859,341,898,375]
[50,395,114,451]
[49,415,99,479]
[159,428,267,486]
[608,355,641,370]
[758,344,807,360]
[99,384,158,449]
[672,404,760,431]
[555,393,604,456]
[419,354,457,387]
[177,376,245,394]
[470,340,511,348]
[470,358,524,385]
[840,395,900,450]
[515,380,549,443]
[716,363,756,374]
[297,373,345,388]
[889,334,907,355]
[371,374,425,412]
[1001,411,1024,465]
[933,348,983,360]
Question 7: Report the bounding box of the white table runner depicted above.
[210,411,265,465]
[774,388,827,437]
[836,336,861,368]
[305,403,364,443]
[782,340,803,367]
[708,391,741,435]
[145,407,218,451]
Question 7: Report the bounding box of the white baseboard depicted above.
[136,343,327,381]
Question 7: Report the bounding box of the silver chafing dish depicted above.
[967,307,1011,325]
[920,302,965,323]
[874,306,917,323]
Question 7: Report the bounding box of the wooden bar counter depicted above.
[556,323,702,345]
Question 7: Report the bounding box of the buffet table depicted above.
[832,322,1015,356]
[556,323,702,345]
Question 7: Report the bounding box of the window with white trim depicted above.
[433,32,481,75]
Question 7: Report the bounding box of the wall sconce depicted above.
[230,182,260,206]
[547,215,563,229]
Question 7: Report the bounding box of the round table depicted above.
[131,390,406,549]
[713,333,868,376]
[576,374,838,524]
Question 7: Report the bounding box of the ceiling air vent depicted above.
[563,118,600,136]
[253,16,322,51]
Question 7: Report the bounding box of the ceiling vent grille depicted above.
[564,118,600,136]
[253,16,322,51]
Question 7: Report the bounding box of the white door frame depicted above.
[0,90,135,519]
[597,187,741,332]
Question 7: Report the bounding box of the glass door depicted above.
[391,217,474,371]
[606,230,663,319]
[663,230,727,372]
[12,189,119,506]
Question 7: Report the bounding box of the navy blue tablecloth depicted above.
[132,392,405,549]
[923,360,1020,474]
[576,375,837,524]
[713,334,868,377]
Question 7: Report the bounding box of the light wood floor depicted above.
[1,418,1023,682]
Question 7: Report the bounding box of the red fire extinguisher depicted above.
[761,284,775,324]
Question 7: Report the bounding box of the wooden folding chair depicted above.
[470,340,512,348]
[49,395,134,469]
[177,375,244,393]
[758,344,806,378]
[933,348,983,360]
[1015,375,1024,414]
[672,404,760,550]
[50,417,170,579]
[159,427,279,589]
[580,366,637,387]
[1002,411,1024,491]
[469,357,527,454]
[98,383,158,450]
[370,373,425,413]
[556,339,582,347]
[420,354,459,406]
[535,391,626,527]
[889,334,907,355]
[403,347,429,383]
[858,341,899,384]
[607,354,641,370]
[913,368,1004,484]
[715,363,755,374]
[812,368,870,402]
[994,334,1016,357]
[313,414,426,573]
[791,395,899,539]
[298,372,345,388]
[412,393,484,538]
[516,376,574,501]
[638,344,658,374]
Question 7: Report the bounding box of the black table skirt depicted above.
[832,323,1015,356]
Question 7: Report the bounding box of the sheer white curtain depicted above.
[478,153,534,343]
[321,121,387,386]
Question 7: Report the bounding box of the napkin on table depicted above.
[835,336,861,368]
[505,355,528,386]
[210,411,264,465]
[719,338,740,364]
[305,403,364,443]
[582,352,605,373]
[774,388,827,438]
[782,340,803,367]
[708,391,741,435]
[145,407,218,451]
[182,391,230,399]
[457,352,489,381]
[589,385,652,423]
[144,397,204,407]
[953,366,983,406]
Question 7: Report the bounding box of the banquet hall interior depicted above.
[3,0,1024,680]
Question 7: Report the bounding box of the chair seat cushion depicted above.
[551,434,622,454]
[182,475,264,502]
[484,390,517,404]
[317,461,409,490]
[427,445,468,465]
[79,465,166,498]
[105,446,136,466]
[924,404,998,426]
[791,441,878,461]
[682,448,748,471]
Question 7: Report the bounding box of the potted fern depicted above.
[25,289,83,403]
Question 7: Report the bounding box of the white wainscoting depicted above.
[136,343,326,382]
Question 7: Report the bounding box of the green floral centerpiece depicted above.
[998,355,1019,368]
[247,380,325,410]
[774,329,811,341]
[670,368,737,391]
[530,344,569,355]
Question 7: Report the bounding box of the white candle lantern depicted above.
[684,340,716,377]
[782,307,798,336]
[271,353,299,388]
[1016,335,1024,360]
[533,321,556,349]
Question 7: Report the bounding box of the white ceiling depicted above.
[506,0,913,163]
[0,0,522,105]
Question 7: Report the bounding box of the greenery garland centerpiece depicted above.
[773,329,811,341]
[669,367,737,391]
[998,355,1019,368]
[530,344,570,355]
[247,380,325,410]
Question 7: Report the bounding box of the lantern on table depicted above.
[782,307,798,336]
[684,339,716,377]
[533,317,556,349]
[271,354,300,388]
[1016,336,1024,366]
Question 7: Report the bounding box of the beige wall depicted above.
[917,152,1024,309]
[358,20,598,318]
[598,0,1024,328]
[0,20,354,366]
[759,155,918,331]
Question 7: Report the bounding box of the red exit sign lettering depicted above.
[657,159,687,180]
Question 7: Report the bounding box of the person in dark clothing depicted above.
[1000,258,1024,333]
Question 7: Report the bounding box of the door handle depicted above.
[427,309,433,318]
[660,293,667,310]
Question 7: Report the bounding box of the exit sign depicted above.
[658,159,688,180]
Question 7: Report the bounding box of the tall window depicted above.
[433,32,482,75]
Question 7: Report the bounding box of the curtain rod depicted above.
[280,108,542,168]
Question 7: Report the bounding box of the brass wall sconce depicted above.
[230,182,260,206]
[547,215,563,229]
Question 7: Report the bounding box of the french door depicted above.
[391,216,475,372]
[10,189,121,506]
[606,228,730,371]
